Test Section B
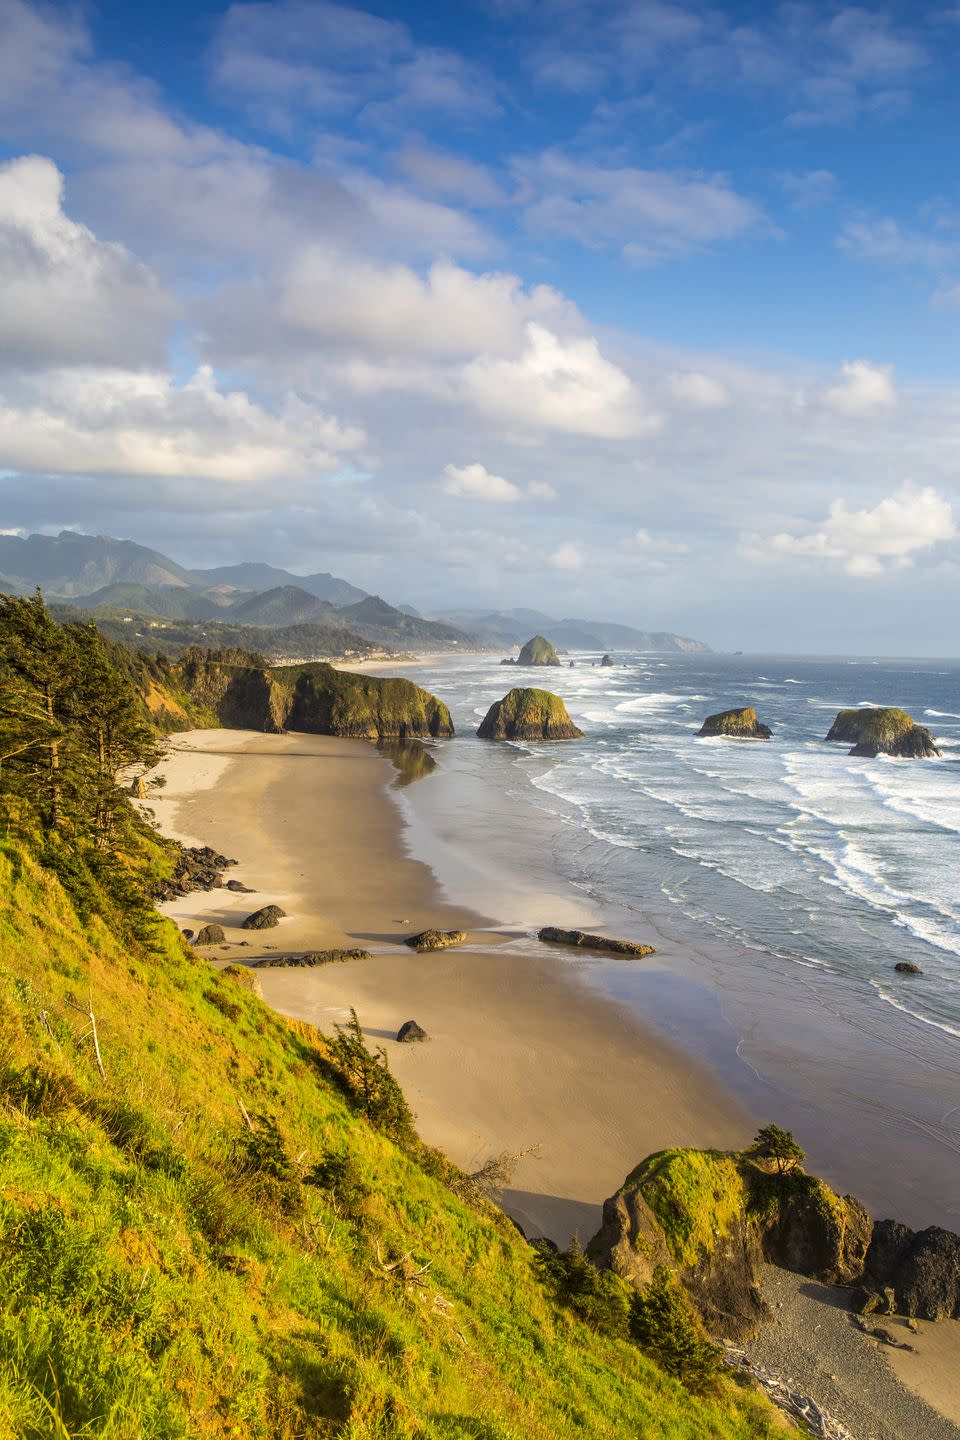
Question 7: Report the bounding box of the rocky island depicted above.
[477,688,584,740]
[697,706,772,739]
[825,707,941,758]
[515,634,561,666]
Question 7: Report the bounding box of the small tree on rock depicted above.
[752,1123,805,1175]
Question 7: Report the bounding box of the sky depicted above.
[2,0,960,652]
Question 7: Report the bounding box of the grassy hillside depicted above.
[63,611,387,664]
[0,830,784,1439]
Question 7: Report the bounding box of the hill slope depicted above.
[191,562,367,607]
[0,532,196,597]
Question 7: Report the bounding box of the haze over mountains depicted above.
[0,532,708,655]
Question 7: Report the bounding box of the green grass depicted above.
[623,1151,747,1270]
[0,837,782,1438]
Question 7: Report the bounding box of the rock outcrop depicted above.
[477,689,584,741]
[130,776,148,800]
[405,929,466,952]
[177,652,455,741]
[242,905,287,930]
[397,1020,429,1043]
[600,654,614,667]
[516,635,561,666]
[825,708,941,758]
[862,1220,960,1319]
[895,961,922,974]
[697,707,772,740]
[153,845,238,900]
[538,926,654,957]
[194,924,226,946]
[758,1173,872,1285]
[253,949,371,967]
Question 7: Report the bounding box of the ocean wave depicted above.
[925,709,960,720]
[870,984,960,1041]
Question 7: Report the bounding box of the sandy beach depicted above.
[142,726,960,1438]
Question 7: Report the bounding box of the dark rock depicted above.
[181,928,194,941]
[894,1228,960,1320]
[538,926,655,957]
[864,1219,916,1287]
[477,688,584,741]
[153,845,238,901]
[194,924,226,946]
[396,1019,429,1043]
[826,707,941,758]
[253,949,371,968]
[225,879,256,893]
[894,962,922,974]
[850,1283,885,1315]
[697,707,772,740]
[600,654,614,667]
[130,776,148,800]
[405,929,467,952]
[241,905,287,930]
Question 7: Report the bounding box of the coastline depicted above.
[142,725,960,1436]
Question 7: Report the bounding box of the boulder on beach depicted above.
[600,654,614,667]
[405,929,466,952]
[516,634,561,666]
[153,845,238,901]
[397,1020,429,1043]
[825,707,941,758]
[253,949,371,968]
[697,707,772,740]
[477,689,584,742]
[241,904,287,930]
[181,928,194,941]
[194,924,226,946]
[538,926,654,957]
[225,879,255,893]
[863,1219,960,1320]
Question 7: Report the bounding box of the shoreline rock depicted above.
[825,707,941,759]
[538,926,655,957]
[397,1019,429,1042]
[253,949,371,967]
[242,904,287,930]
[153,844,238,900]
[405,928,467,952]
[194,923,226,946]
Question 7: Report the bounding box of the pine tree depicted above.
[0,592,76,830]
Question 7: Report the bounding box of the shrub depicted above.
[629,1267,722,1394]
[532,1240,631,1340]
[323,1010,415,1148]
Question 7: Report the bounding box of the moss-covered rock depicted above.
[746,1167,872,1285]
[477,688,583,740]
[825,707,940,758]
[517,635,561,666]
[697,707,772,740]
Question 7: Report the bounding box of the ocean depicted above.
[387,650,960,1229]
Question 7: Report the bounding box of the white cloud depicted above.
[764,486,955,576]
[838,218,955,270]
[397,145,507,207]
[443,461,520,503]
[518,151,764,262]
[550,542,584,570]
[0,364,365,487]
[461,323,653,438]
[0,155,170,368]
[779,169,836,210]
[822,360,897,416]
[527,479,557,500]
[635,528,689,554]
[668,370,729,408]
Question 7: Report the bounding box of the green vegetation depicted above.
[65,609,386,664]
[477,688,584,741]
[696,709,771,740]
[629,1269,723,1395]
[826,707,914,746]
[0,591,783,1436]
[749,1125,805,1177]
[624,1150,747,1270]
[516,635,561,666]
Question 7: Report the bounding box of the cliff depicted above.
[175,653,455,740]
[697,707,772,740]
[477,688,584,740]
[825,707,941,758]
[516,634,561,666]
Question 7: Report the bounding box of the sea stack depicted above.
[825,708,940,758]
[600,654,614,667]
[516,634,561,666]
[477,688,584,741]
[697,706,772,739]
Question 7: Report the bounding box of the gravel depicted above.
[745,1265,960,1440]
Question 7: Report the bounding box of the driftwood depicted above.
[723,1347,857,1440]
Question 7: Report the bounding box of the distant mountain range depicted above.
[0,532,709,656]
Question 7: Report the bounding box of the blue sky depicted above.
[1,0,959,650]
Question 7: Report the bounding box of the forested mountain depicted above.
[0,531,196,597]
[191,561,367,607]
[440,608,710,653]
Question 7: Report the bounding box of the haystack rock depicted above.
[825,708,940,758]
[516,635,561,666]
[477,688,583,741]
[600,654,614,667]
[697,707,772,740]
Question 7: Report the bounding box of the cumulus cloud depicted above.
[0,364,365,488]
[461,323,652,438]
[762,486,955,576]
[668,370,729,408]
[550,542,583,570]
[0,155,170,368]
[635,528,689,555]
[443,462,520,503]
[821,360,897,416]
